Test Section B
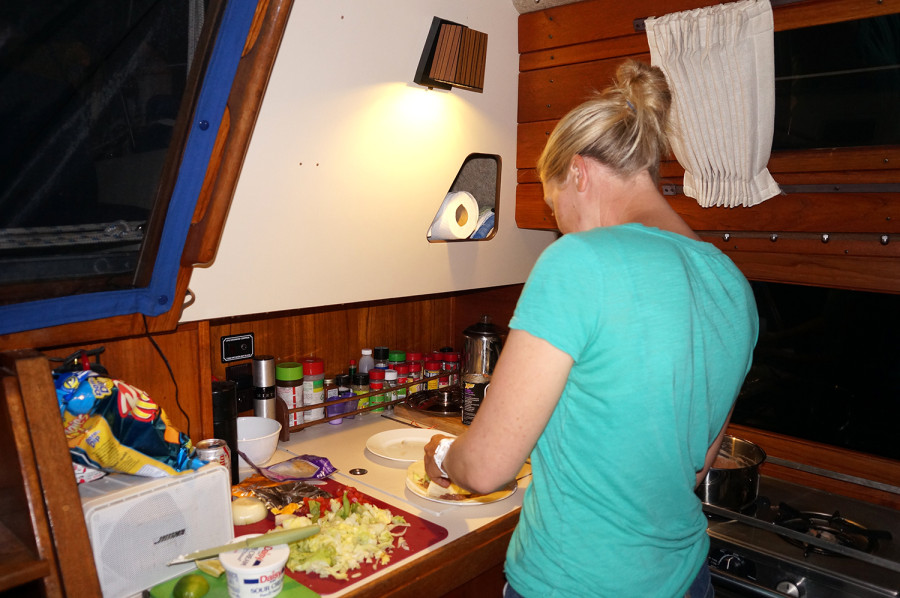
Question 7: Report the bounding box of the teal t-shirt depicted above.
[505,224,758,597]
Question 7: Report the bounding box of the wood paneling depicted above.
[208,295,457,383]
[518,0,719,54]
[515,0,900,293]
[729,424,900,510]
[518,53,651,123]
[38,323,208,440]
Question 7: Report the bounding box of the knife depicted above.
[167,525,320,565]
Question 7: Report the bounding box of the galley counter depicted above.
[258,405,529,598]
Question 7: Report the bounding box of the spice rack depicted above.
[274,371,455,437]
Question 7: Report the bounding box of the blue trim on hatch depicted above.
[0,1,257,336]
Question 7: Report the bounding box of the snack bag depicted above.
[55,370,205,477]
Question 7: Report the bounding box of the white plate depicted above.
[405,461,517,505]
[365,428,450,462]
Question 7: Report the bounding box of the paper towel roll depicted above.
[427,191,479,240]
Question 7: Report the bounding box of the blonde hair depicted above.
[537,60,673,185]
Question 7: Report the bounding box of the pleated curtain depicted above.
[645,0,781,208]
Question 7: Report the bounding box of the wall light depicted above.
[413,17,488,93]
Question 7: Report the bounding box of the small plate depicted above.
[365,428,450,462]
[405,461,517,505]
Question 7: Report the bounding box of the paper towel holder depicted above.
[413,17,488,93]
[427,153,499,243]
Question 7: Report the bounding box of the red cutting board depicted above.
[235,478,448,595]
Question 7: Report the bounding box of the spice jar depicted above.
[373,346,390,369]
[394,363,410,402]
[388,350,406,371]
[408,361,423,394]
[301,358,325,422]
[350,372,369,415]
[424,359,442,390]
[275,362,303,427]
[442,351,460,386]
[368,368,386,412]
[384,369,398,412]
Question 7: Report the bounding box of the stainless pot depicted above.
[696,435,766,511]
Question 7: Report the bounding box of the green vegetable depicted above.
[339,492,351,518]
[172,574,209,598]
[282,497,410,580]
[308,500,321,522]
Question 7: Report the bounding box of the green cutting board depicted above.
[149,569,320,598]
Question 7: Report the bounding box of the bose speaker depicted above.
[79,464,233,597]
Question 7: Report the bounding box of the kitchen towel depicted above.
[427,191,479,240]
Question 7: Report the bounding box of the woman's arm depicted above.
[424,328,573,493]
[695,404,736,488]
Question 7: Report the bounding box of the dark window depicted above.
[773,14,900,150]
[0,1,209,305]
[733,282,900,460]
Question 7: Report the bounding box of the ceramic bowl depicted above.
[236,416,281,467]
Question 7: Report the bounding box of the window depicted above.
[773,14,900,150]
[0,0,258,334]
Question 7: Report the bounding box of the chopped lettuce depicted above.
[280,494,410,580]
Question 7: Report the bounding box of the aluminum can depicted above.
[196,438,231,472]
[462,373,490,425]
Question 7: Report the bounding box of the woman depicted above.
[424,60,758,597]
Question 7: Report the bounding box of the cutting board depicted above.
[236,478,448,595]
[149,569,319,597]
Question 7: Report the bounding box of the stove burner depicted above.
[773,502,892,557]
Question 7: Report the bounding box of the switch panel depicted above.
[221,333,254,363]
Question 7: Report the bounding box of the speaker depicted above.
[79,464,233,597]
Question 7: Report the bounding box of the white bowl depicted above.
[237,416,282,467]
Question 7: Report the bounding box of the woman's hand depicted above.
[424,434,454,488]
[426,329,572,494]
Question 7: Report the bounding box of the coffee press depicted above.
[461,315,503,424]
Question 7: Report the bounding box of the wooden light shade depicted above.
[414,17,488,93]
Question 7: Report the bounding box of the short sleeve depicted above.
[509,235,601,362]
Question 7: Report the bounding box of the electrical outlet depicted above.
[221,333,254,363]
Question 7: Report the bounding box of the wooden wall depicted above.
[25,285,524,443]
[516,0,900,508]
[516,0,900,294]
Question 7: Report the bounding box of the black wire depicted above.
[142,314,191,435]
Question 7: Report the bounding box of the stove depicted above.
[705,476,900,597]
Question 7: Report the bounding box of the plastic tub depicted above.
[220,534,290,598]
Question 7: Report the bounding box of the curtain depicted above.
[646,0,781,208]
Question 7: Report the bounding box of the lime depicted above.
[196,558,224,578]
[173,574,210,598]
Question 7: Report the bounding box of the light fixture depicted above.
[413,17,488,93]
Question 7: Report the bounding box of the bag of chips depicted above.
[55,370,205,477]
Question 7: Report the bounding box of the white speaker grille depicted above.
[82,466,232,597]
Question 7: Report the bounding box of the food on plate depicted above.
[275,488,410,580]
[408,466,488,501]
[231,496,268,525]
[172,573,210,598]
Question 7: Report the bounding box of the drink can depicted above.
[196,438,231,472]
[462,373,490,425]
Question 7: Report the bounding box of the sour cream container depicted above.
[220,534,290,598]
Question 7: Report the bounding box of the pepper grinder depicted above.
[252,355,276,419]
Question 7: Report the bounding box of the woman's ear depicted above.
[570,155,588,192]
